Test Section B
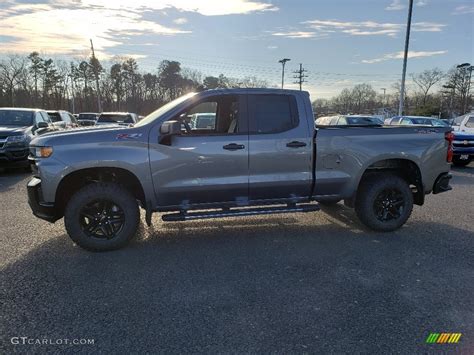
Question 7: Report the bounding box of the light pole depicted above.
[278,58,291,89]
[398,0,414,116]
[443,84,455,118]
[381,88,386,107]
[457,63,473,114]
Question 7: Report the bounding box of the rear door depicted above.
[247,93,313,201]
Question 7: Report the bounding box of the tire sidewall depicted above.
[356,175,413,232]
[64,183,139,251]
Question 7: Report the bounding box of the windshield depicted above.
[98,114,132,123]
[0,110,34,126]
[345,116,382,125]
[78,113,97,120]
[465,116,474,128]
[47,112,61,122]
[135,93,196,127]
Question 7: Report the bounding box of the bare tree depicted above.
[0,55,27,106]
[411,68,444,105]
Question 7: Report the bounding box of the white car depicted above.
[452,112,474,133]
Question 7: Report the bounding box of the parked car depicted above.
[317,115,383,126]
[47,110,79,129]
[77,112,98,127]
[28,89,452,251]
[0,108,56,169]
[189,112,216,129]
[385,116,449,127]
[452,112,474,134]
[95,112,138,126]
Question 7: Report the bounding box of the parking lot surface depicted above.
[1,165,473,353]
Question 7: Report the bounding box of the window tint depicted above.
[172,95,244,135]
[401,118,412,125]
[47,112,61,122]
[249,95,298,134]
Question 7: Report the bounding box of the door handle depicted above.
[223,143,245,151]
[286,141,307,148]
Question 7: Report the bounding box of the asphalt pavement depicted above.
[1,164,473,353]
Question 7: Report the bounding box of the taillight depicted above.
[445,131,454,163]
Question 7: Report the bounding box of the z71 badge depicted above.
[116,133,143,140]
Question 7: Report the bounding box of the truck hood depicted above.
[453,131,474,140]
[30,125,139,147]
[0,125,29,135]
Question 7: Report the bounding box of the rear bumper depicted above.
[432,172,452,194]
[27,177,60,223]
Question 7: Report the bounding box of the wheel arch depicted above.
[352,158,424,207]
[55,167,146,217]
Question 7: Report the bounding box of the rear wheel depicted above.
[355,173,413,232]
[64,182,139,251]
[452,156,471,167]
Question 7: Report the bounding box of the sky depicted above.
[0,0,473,99]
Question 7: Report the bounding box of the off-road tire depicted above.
[64,182,139,251]
[355,173,413,232]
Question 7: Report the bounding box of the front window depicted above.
[135,93,196,127]
[0,110,33,126]
[47,112,62,122]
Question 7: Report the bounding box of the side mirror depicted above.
[159,120,181,145]
[160,120,181,135]
[37,121,48,129]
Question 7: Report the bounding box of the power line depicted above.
[293,63,308,91]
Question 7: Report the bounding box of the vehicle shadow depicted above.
[451,163,474,176]
[1,215,473,353]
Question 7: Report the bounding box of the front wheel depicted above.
[64,182,139,251]
[355,174,413,232]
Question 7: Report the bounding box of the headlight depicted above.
[6,134,27,143]
[34,146,53,158]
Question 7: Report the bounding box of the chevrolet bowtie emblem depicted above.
[464,140,469,145]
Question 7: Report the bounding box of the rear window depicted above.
[345,116,382,125]
[0,110,33,126]
[98,114,133,123]
[411,118,432,125]
[249,95,298,134]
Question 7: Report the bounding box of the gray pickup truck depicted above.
[27,89,453,251]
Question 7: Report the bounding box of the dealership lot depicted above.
[1,165,473,353]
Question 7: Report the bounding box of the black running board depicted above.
[162,203,320,222]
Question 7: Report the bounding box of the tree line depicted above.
[313,66,472,118]
[0,53,269,115]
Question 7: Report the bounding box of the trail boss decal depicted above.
[116,133,143,140]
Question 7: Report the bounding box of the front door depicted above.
[150,94,249,208]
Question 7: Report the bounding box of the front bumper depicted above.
[0,146,29,166]
[432,172,452,194]
[27,177,60,223]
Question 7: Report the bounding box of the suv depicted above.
[47,110,79,129]
[96,112,138,126]
[451,113,474,166]
[0,108,56,168]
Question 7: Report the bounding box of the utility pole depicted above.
[293,63,308,91]
[278,58,291,89]
[90,39,102,112]
[381,88,386,106]
[398,0,414,116]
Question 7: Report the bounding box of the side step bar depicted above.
[162,203,320,222]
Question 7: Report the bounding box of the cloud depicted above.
[0,0,277,56]
[416,0,429,7]
[302,19,445,37]
[452,5,474,15]
[173,17,188,24]
[267,45,278,50]
[271,31,321,39]
[80,0,278,16]
[361,50,447,64]
[386,0,405,11]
